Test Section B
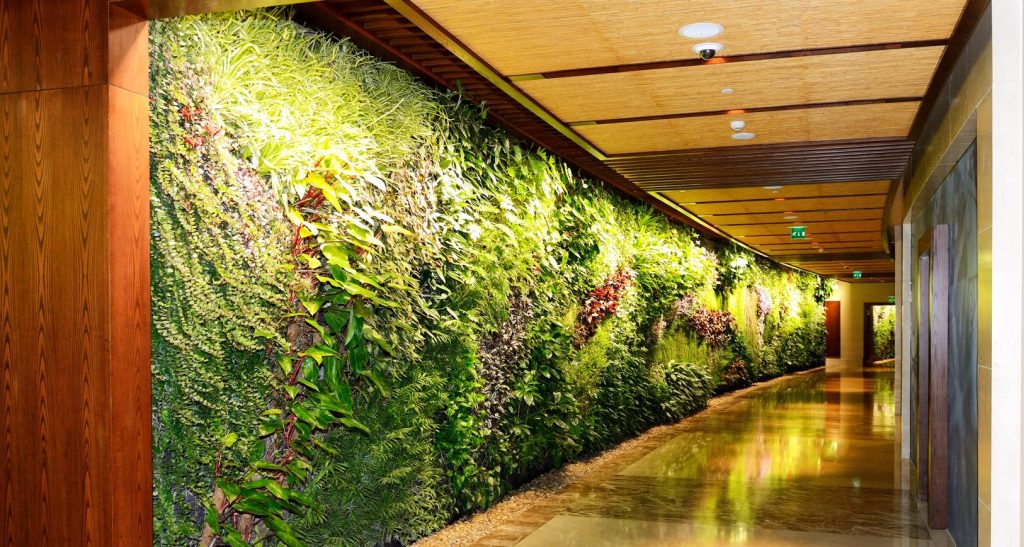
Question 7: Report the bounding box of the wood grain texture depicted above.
[825,301,841,357]
[108,6,149,96]
[0,86,112,547]
[576,102,921,155]
[412,0,968,75]
[0,2,151,545]
[661,181,891,204]
[916,251,931,499]
[686,194,888,216]
[107,85,151,546]
[0,0,107,93]
[722,220,883,237]
[607,139,915,190]
[519,47,943,123]
[927,225,949,529]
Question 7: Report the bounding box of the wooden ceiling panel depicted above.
[737,233,879,245]
[762,243,886,253]
[686,194,887,215]
[577,102,920,155]
[611,140,914,190]
[721,220,882,237]
[518,47,943,122]
[711,209,884,226]
[661,180,891,203]
[412,0,967,75]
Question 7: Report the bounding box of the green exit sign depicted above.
[853,271,863,279]
[790,226,807,239]
[888,296,896,304]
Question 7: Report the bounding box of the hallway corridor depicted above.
[469,366,952,546]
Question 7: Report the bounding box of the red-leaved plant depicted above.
[672,295,736,347]
[574,268,636,346]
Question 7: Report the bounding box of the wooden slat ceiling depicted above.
[300,0,979,278]
[408,0,966,75]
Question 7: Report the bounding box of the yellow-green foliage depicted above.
[150,10,828,546]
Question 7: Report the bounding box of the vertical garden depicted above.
[149,11,830,546]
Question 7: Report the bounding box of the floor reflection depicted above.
[473,365,954,546]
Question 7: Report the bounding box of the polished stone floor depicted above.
[472,365,955,546]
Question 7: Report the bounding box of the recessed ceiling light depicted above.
[784,215,798,220]
[679,22,724,39]
[764,185,783,190]
[731,131,756,140]
[721,87,734,94]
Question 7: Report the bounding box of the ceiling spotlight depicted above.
[784,215,798,220]
[764,185,783,190]
[731,131,756,140]
[693,42,724,61]
[721,87,734,94]
[680,22,724,39]
[731,120,746,131]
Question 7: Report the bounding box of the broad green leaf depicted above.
[340,417,370,435]
[300,296,323,316]
[277,355,294,375]
[380,224,413,236]
[221,432,238,448]
[203,500,220,533]
[298,253,321,269]
[231,493,279,517]
[363,326,395,356]
[304,319,330,345]
[301,344,337,364]
[323,310,348,333]
[222,529,247,547]
[323,356,344,397]
[359,368,389,395]
[283,385,300,399]
[300,357,317,381]
[320,244,351,268]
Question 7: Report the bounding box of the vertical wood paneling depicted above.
[0,83,12,546]
[0,1,151,545]
[917,252,932,499]
[928,224,950,529]
[825,301,841,357]
[107,85,151,545]
[108,6,148,96]
[0,86,113,547]
[0,0,107,93]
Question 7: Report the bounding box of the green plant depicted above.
[873,306,896,360]
[150,10,831,545]
[660,361,714,421]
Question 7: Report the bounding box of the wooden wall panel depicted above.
[0,87,113,546]
[0,0,108,93]
[107,85,152,545]
[0,2,151,545]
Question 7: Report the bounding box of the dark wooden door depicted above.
[825,301,841,358]
[916,226,950,529]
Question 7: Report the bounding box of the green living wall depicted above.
[149,11,830,546]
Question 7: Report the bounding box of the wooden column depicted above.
[0,1,151,545]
